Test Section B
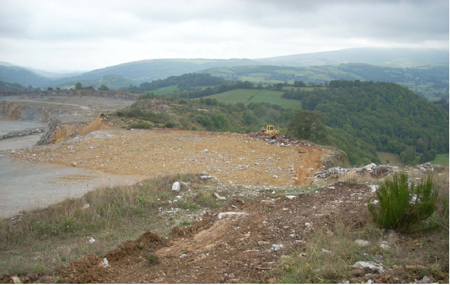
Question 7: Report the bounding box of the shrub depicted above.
[369,173,437,230]
[128,121,151,129]
[165,122,175,128]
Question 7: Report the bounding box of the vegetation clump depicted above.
[369,173,438,230]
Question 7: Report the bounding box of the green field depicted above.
[247,90,302,109]
[282,86,326,92]
[203,89,302,109]
[203,89,258,104]
[431,153,449,165]
[377,152,449,166]
[377,152,402,166]
[153,85,179,95]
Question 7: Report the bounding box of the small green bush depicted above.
[369,173,437,230]
[128,121,151,129]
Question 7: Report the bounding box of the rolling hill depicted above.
[0,48,447,93]
[203,63,449,101]
[255,48,449,68]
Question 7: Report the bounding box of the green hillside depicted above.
[0,65,51,87]
[0,80,26,91]
[203,63,449,101]
[152,85,179,95]
[285,80,449,165]
[51,74,136,90]
[117,94,295,134]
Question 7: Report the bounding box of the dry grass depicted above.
[277,167,449,283]
[0,173,225,276]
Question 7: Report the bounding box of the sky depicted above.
[0,0,448,72]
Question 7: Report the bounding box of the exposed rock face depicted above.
[0,90,138,100]
[36,117,108,145]
[0,101,66,122]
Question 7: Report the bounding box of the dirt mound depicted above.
[55,182,374,283]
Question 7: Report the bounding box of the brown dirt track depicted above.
[57,182,374,284]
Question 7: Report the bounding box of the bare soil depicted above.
[12,128,326,187]
[55,182,373,284]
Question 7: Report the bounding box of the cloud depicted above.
[0,0,447,70]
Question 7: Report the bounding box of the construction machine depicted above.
[259,124,279,138]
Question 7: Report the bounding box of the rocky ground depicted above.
[1,96,447,284]
[11,127,328,187]
[56,182,375,284]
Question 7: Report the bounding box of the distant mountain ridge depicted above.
[255,48,449,68]
[0,48,448,90]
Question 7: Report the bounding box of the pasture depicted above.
[203,89,302,109]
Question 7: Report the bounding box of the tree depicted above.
[288,110,327,143]
[98,84,109,91]
[75,82,83,90]
[400,146,418,165]
[274,83,284,91]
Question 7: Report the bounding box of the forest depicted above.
[283,80,449,164]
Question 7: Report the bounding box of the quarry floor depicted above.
[11,127,326,188]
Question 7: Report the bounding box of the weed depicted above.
[143,252,160,266]
[369,173,438,230]
[179,220,192,227]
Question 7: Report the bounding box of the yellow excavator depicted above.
[259,125,279,138]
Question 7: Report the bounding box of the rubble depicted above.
[313,164,395,181]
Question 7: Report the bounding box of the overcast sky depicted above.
[0,0,448,71]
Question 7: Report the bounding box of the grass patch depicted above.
[377,151,402,166]
[152,85,179,95]
[248,90,302,109]
[204,89,302,109]
[203,89,259,104]
[0,173,221,276]
[277,221,449,283]
[431,153,449,165]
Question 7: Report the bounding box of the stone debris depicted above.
[350,261,384,274]
[214,192,226,200]
[313,164,395,181]
[415,276,432,284]
[172,181,181,191]
[88,237,96,243]
[379,242,391,251]
[313,166,348,180]
[11,276,22,284]
[217,212,248,219]
[321,248,334,255]
[101,258,110,268]
[417,162,434,172]
[271,244,284,251]
[355,239,371,247]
